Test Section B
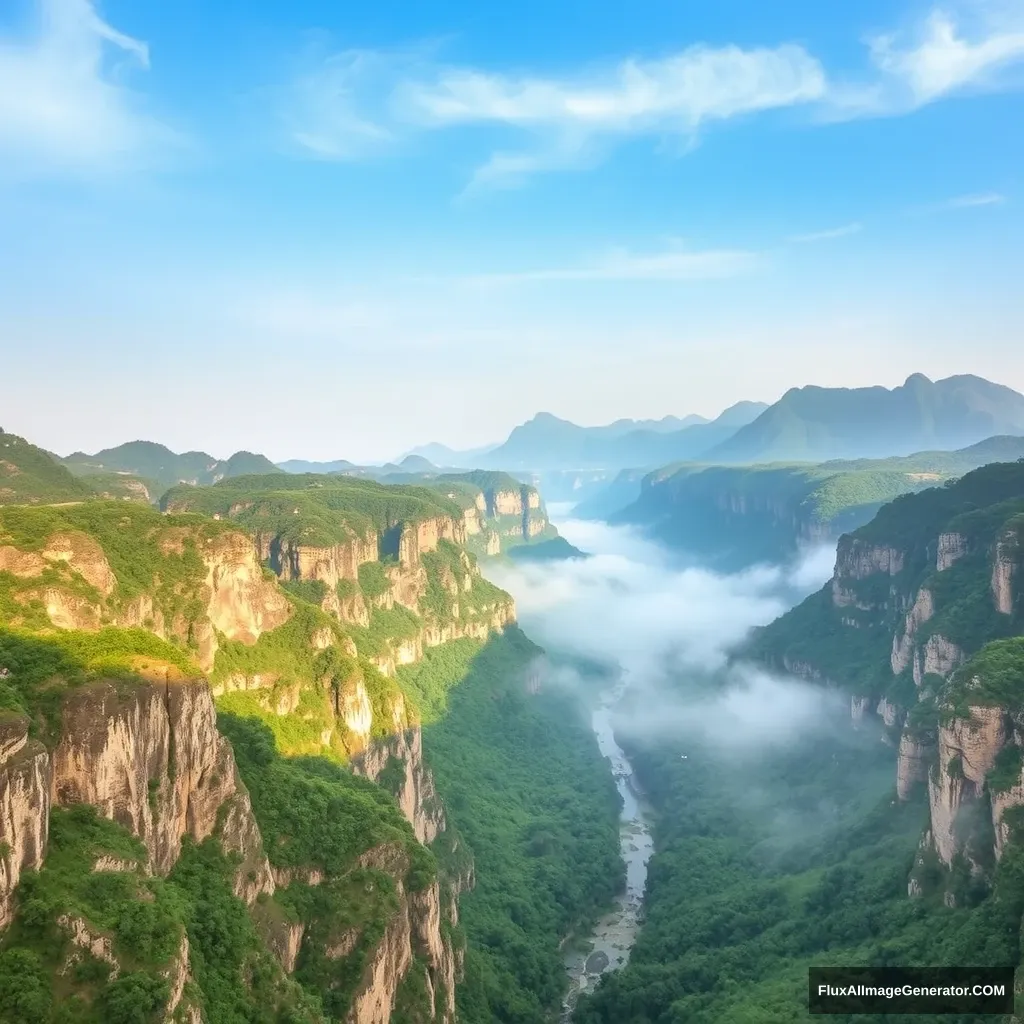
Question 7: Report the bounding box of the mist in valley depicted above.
[490,512,891,851]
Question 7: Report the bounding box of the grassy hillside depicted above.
[0,431,95,506]
[162,473,463,547]
[63,441,280,492]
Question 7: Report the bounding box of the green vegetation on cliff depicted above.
[412,631,623,1022]
[0,804,321,1024]
[614,439,1024,568]
[221,716,437,1018]
[62,441,280,492]
[574,713,1024,1024]
[222,715,433,884]
[0,626,198,735]
[0,431,94,506]
[750,460,1024,703]
[162,474,463,548]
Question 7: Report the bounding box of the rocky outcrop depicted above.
[897,730,932,800]
[399,517,466,567]
[162,931,193,1018]
[337,679,374,747]
[0,716,50,928]
[913,635,965,687]
[201,533,292,668]
[354,718,446,846]
[936,532,968,571]
[411,881,458,1022]
[876,697,903,731]
[928,706,1006,866]
[1,525,293,674]
[58,913,120,975]
[266,919,306,974]
[851,695,872,723]
[343,847,457,1024]
[992,533,1017,616]
[891,588,934,674]
[835,538,904,580]
[49,678,272,897]
[260,533,378,590]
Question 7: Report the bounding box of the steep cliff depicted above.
[430,470,555,557]
[751,460,1024,903]
[0,486,509,1021]
[611,439,1024,569]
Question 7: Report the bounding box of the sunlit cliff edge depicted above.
[0,469,543,1021]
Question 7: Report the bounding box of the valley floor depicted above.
[573,703,1024,1024]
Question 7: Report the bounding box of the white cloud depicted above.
[788,222,863,243]
[945,190,1007,207]
[828,5,1024,117]
[869,8,1024,106]
[286,48,400,159]
[463,243,762,284]
[395,44,827,131]
[237,290,392,335]
[287,41,827,186]
[285,4,1024,187]
[0,0,173,176]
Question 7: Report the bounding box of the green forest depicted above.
[407,631,624,1022]
[573,708,1024,1024]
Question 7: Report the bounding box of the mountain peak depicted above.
[904,373,933,387]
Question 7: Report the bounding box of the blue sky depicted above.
[1,0,1023,462]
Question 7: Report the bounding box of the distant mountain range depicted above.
[706,373,1024,463]
[61,441,280,491]
[412,402,770,472]
[403,376,1024,472]
[21,374,1024,504]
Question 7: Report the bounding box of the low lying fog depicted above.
[488,511,848,752]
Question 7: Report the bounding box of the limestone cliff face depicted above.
[891,588,934,675]
[342,845,458,1024]
[202,533,292,656]
[928,705,1006,866]
[399,517,466,567]
[0,716,49,928]
[936,532,969,571]
[49,677,273,897]
[367,600,516,680]
[835,537,904,580]
[259,531,378,590]
[353,721,446,846]
[912,635,965,687]
[992,531,1018,616]
[453,485,550,551]
[896,731,932,800]
[1,525,293,674]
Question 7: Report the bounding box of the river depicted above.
[560,679,655,1020]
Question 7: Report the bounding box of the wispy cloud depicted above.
[0,0,175,177]
[788,222,863,243]
[286,41,827,186]
[463,244,762,285]
[284,4,1024,189]
[831,5,1024,117]
[945,190,1007,207]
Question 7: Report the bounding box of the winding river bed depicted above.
[561,684,655,1020]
